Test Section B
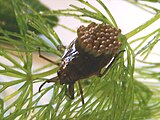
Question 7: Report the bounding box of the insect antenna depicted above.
[39,76,59,92]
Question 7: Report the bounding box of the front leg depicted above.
[66,78,85,105]
[68,80,75,99]
[67,81,85,105]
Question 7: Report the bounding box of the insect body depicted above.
[59,39,113,84]
[39,22,123,104]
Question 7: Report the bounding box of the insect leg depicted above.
[68,80,75,99]
[98,50,125,77]
[78,80,85,105]
[38,47,60,66]
[39,76,59,92]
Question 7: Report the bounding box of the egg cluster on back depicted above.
[76,22,122,57]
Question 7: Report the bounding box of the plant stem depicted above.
[125,13,160,39]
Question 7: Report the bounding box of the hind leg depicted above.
[38,47,60,65]
[98,50,125,77]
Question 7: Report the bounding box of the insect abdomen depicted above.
[66,52,113,81]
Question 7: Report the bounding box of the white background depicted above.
[40,0,160,46]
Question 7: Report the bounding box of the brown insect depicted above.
[39,22,123,104]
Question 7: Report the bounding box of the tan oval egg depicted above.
[76,22,122,56]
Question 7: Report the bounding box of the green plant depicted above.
[0,0,160,119]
